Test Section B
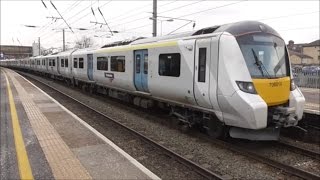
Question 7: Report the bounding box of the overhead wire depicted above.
[108,0,206,29]
[61,0,81,15]
[106,0,177,24]
[68,1,112,27]
[50,1,74,33]
[56,1,95,28]
[279,26,319,32]
[257,11,319,21]
[174,0,247,19]
[42,0,177,43]
[39,1,95,41]
[39,1,318,48]
[107,2,153,23]
[35,1,83,38]
[120,0,242,33]
[158,0,205,15]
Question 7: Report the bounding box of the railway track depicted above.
[18,70,223,180]
[277,140,320,161]
[19,70,320,180]
[205,137,320,180]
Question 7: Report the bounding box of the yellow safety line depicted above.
[3,70,34,180]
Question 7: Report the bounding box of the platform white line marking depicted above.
[16,70,161,180]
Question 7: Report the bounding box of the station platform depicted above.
[0,68,160,180]
[300,88,320,115]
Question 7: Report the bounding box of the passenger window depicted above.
[111,56,125,72]
[136,54,141,73]
[65,59,68,67]
[49,59,52,66]
[144,54,148,74]
[61,59,64,67]
[53,59,56,66]
[159,53,181,77]
[79,58,83,69]
[79,58,84,69]
[198,48,206,82]
[74,58,78,68]
[97,57,108,71]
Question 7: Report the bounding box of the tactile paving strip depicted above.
[6,70,91,180]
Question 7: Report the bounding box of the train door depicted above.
[57,57,60,74]
[46,58,48,71]
[134,49,149,92]
[194,38,213,109]
[87,54,94,81]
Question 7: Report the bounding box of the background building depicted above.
[288,39,320,66]
[0,45,32,60]
[302,40,320,64]
[289,50,313,65]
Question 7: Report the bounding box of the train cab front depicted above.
[217,21,305,140]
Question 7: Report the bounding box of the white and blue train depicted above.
[1,21,305,140]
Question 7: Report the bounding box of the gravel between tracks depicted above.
[23,73,306,179]
[232,140,320,175]
[280,136,320,155]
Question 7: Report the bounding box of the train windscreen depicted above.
[236,33,289,78]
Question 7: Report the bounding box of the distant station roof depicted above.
[0,45,32,59]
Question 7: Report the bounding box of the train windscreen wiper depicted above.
[251,48,271,78]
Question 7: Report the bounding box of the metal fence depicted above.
[293,72,320,89]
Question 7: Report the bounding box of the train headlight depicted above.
[290,79,296,91]
[236,81,257,94]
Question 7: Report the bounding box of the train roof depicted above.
[214,20,280,37]
[132,21,282,46]
[72,47,96,55]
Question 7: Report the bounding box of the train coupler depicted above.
[272,106,299,127]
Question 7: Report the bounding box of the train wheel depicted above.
[207,118,227,139]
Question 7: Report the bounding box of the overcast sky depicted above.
[1,0,319,49]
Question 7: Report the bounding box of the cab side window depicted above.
[198,48,207,82]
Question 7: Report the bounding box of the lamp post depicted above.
[149,17,173,36]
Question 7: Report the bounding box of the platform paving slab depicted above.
[2,68,160,180]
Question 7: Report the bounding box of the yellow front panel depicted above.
[252,77,290,106]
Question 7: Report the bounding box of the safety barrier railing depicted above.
[293,72,320,89]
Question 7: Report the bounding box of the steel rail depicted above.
[276,140,320,161]
[18,70,223,180]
